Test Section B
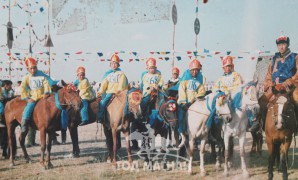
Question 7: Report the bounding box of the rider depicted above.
[177,59,206,135]
[74,66,96,126]
[213,56,242,95]
[163,66,180,98]
[20,57,52,133]
[97,54,128,124]
[140,57,164,118]
[256,35,298,132]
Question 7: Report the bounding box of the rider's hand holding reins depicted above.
[96,92,102,98]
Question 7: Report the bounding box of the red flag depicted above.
[75,51,83,54]
[188,56,192,59]
[187,51,192,54]
[129,59,133,62]
[215,52,221,55]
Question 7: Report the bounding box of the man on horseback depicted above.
[177,59,206,135]
[257,36,298,133]
[97,54,128,124]
[140,57,164,118]
[74,66,96,126]
[20,57,52,133]
[213,56,242,95]
[163,67,180,98]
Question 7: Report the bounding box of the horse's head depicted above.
[242,84,260,123]
[59,83,82,111]
[269,95,295,130]
[127,88,143,119]
[159,96,178,127]
[215,93,232,124]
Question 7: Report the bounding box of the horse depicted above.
[64,87,142,161]
[103,88,143,166]
[147,96,178,165]
[221,83,260,178]
[186,91,232,176]
[265,94,296,180]
[5,83,82,168]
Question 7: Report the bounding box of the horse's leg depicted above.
[257,132,263,155]
[123,129,132,164]
[69,127,80,157]
[112,128,117,166]
[188,138,194,174]
[103,126,113,162]
[280,141,291,180]
[7,123,16,166]
[39,128,46,168]
[174,127,180,147]
[223,134,230,177]
[18,125,31,163]
[250,132,257,155]
[45,132,53,169]
[199,138,207,177]
[160,130,168,170]
[266,138,274,180]
[239,133,249,178]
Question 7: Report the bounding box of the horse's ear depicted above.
[61,80,67,87]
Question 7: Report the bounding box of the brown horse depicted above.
[265,94,296,180]
[5,83,82,168]
[66,88,142,160]
[103,88,143,166]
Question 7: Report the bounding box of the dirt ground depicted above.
[0,123,298,180]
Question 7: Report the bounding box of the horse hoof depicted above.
[215,163,221,170]
[223,171,229,177]
[106,157,112,163]
[26,158,32,164]
[243,171,250,178]
[200,170,207,177]
[46,162,54,169]
[188,171,193,175]
[9,163,15,167]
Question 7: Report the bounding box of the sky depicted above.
[1,0,298,84]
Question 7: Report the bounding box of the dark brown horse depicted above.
[5,83,82,168]
[265,94,296,180]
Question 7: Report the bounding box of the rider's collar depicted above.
[280,48,291,58]
[223,71,233,76]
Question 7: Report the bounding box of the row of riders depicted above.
[0,35,298,179]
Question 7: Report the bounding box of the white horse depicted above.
[222,82,260,178]
[185,91,232,176]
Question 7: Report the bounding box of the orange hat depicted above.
[110,54,120,63]
[25,57,37,68]
[189,59,201,70]
[76,66,85,75]
[172,67,180,74]
[222,56,234,67]
[146,57,157,67]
